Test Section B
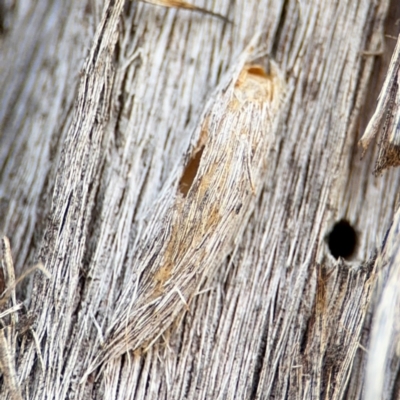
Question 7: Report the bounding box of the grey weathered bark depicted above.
[1,0,400,399]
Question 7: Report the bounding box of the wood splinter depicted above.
[0,236,23,400]
[359,33,400,174]
[0,237,50,400]
[141,0,232,23]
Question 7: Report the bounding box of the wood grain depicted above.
[0,0,399,398]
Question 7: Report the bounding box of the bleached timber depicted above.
[0,0,400,399]
[359,33,400,174]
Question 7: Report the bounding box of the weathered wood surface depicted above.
[360,32,400,174]
[1,0,400,398]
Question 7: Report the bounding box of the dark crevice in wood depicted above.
[271,0,289,59]
[327,220,357,260]
[249,309,270,400]
[178,146,205,197]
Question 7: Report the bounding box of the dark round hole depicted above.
[327,220,357,260]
